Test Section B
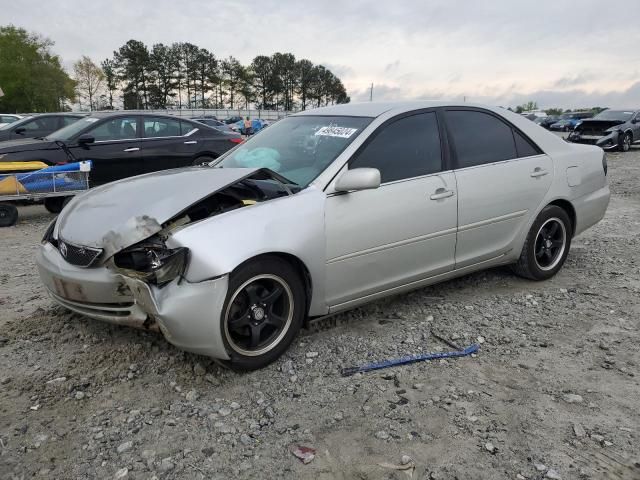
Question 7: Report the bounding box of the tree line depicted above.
[0,25,350,113]
[0,25,75,113]
[93,40,349,111]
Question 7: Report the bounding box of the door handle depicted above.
[430,188,454,200]
[183,140,197,145]
[530,167,548,178]
[123,147,140,152]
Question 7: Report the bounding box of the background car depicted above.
[0,113,242,186]
[37,102,610,370]
[568,109,640,151]
[224,116,243,124]
[0,113,84,141]
[534,116,559,129]
[0,114,23,127]
[549,112,594,131]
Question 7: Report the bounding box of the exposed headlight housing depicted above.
[42,217,57,245]
[114,245,189,287]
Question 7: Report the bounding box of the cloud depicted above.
[3,0,640,109]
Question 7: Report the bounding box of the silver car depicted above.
[36,102,610,370]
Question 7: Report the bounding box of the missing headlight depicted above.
[114,244,189,287]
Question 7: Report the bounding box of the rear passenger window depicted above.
[350,112,442,183]
[143,117,182,138]
[446,110,517,168]
[513,130,540,157]
[180,120,197,135]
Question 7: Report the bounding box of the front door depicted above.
[443,108,553,268]
[69,116,142,186]
[325,111,458,307]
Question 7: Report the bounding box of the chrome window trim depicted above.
[451,153,547,173]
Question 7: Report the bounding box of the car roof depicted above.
[293,100,519,118]
[87,112,194,120]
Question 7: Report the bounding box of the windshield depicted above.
[47,116,98,141]
[594,110,634,121]
[0,115,32,130]
[213,115,372,187]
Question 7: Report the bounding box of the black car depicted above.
[0,113,85,142]
[534,116,559,129]
[0,113,243,186]
[568,109,640,151]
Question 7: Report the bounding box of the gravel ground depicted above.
[1,146,639,480]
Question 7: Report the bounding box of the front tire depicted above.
[220,256,305,370]
[512,205,573,280]
[619,132,632,152]
[44,196,70,214]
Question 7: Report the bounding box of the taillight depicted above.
[229,138,243,144]
[602,152,608,175]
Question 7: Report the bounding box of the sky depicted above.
[4,0,640,109]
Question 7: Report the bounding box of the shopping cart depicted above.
[0,161,92,227]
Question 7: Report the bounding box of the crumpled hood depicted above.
[575,119,626,131]
[0,138,57,154]
[55,167,260,257]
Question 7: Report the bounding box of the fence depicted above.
[91,108,295,121]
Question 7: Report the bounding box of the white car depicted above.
[0,114,23,129]
[36,102,610,369]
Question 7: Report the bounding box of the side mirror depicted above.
[77,134,95,145]
[14,127,25,135]
[334,168,381,193]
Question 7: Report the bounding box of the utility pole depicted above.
[370,83,373,102]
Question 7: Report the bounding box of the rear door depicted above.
[443,108,553,268]
[139,116,201,172]
[68,116,142,186]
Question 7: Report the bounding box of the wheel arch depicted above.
[547,198,576,236]
[231,252,313,317]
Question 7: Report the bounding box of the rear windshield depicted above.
[214,115,372,187]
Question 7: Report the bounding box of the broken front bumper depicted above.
[119,275,230,360]
[37,242,231,360]
[568,131,620,150]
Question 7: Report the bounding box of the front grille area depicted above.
[58,239,102,267]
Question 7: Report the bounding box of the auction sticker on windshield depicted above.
[315,126,358,138]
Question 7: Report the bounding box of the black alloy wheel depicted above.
[221,256,305,370]
[533,218,567,271]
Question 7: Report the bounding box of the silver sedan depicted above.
[36,102,610,370]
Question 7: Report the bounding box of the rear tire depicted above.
[619,132,632,152]
[220,256,305,371]
[44,196,70,214]
[192,156,216,166]
[0,203,18,227]
[511,205,572,281]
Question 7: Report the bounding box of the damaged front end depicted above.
[109,168,296,285]
[568,120,624,150]
[39,167,298,357]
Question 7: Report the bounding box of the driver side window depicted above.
[350,112,442,183]
[88,117,139,141]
